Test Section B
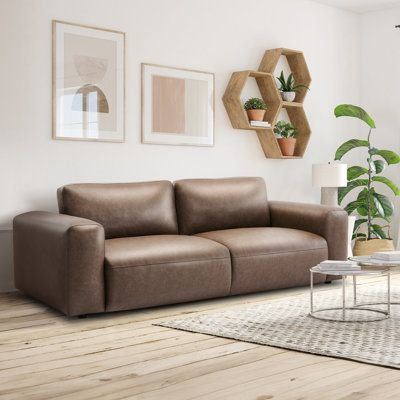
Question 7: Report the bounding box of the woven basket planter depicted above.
[353,238,395,256]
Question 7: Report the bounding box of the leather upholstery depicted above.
[13,211,105,316]
[174,177,270,235]
[197,227,328,295]
[269,201,348,261]
[58,181,178,239]
[13,178,349,317]
[104,235,231,311]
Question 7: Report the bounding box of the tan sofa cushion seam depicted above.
[233,246,327,258]
[106,256,231,269]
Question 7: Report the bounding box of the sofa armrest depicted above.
[13,211,105,316]
[269,201,348,260]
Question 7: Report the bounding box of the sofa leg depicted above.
[325,281,332,284]
[78,314,88,319]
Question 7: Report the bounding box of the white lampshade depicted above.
[312,163,347,188]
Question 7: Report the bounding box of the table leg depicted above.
[388,271,391,316]
[310,271,314,314]
[353,275,357,306]
[342,276,346,321]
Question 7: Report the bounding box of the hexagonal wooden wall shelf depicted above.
[223,71,281,130]
[223,48,311,159]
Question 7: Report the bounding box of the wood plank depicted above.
[56,347,289,400]
[0,342,261,399]
[0,327,176,365]
[0,276,398,400]
[0,337,237,392]
[256,128,283,158]
[282,101,302,108]
[133,355,360,400]
[0,285,323,345]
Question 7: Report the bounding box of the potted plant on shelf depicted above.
[244,97,267,121]
[276,71,309,102]
[334,104,400,255]
[274,120,298,156]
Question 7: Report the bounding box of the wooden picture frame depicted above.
[52,20,125,142]
[142,63,214,146]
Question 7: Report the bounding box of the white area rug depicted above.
[156,285,400,369]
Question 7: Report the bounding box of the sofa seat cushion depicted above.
[196,227,328,295]
[105,235,231,312]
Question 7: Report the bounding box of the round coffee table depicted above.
[310,265,391,322]
[349,255,400,269]
[350,255,400,306]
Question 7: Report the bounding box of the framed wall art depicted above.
[52,20,125,142]
[142,63,214,146]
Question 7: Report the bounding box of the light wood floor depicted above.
[1,276,400,400]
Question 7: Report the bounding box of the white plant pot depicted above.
[280,91,296,102]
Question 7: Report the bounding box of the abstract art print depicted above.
[142,64,214,146]
[53,21,124,142]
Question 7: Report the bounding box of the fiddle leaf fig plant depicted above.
[334,104,400,240]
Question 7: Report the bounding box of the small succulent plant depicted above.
[277,71,309,93]
[244,97,267,110]
[273,120,298,138]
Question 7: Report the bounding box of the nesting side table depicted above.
[309,265,391,322]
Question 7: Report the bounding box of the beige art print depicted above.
[53,21,125,142]
[142,64,214,146]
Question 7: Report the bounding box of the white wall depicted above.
[360,8,400,248]
[0,0,361,291]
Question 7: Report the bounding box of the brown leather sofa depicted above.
[13,177,348,317]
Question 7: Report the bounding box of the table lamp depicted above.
[312,163,347,207]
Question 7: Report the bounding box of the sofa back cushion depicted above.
[58,181,178,239]
[174,177,270,235]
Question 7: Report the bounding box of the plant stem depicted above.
[367,128,372,240]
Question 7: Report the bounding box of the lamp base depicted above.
[321,187,339,207]
[348,215,356,257]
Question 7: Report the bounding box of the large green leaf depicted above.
[338,179,368,204]
[344,193,369,215]
[353,232,366,240]
[353,218,367,232]
[335,139,369,160]
[353,218,368,233]
[357,205,368,216]
[375,215,392,223]
[372,192,394,218]
[371,224,388,239]
[368,158,376,173]
[344,200,360,215]
[334,104,376,128]
[356,188,375,217]
[372,149,400,165]
[353,218,367,239]
[287,73,293,90]
[372,176,400,196]
[374,160,385,174]
[347,166,368,180]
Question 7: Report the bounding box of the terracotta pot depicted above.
[246,109,266,122]
[353,238,395,256]
[277,138,296,156]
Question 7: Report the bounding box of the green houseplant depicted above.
[244,97,267,122]
[276,71,309,102]
[274,120,298,156]
[334,104,400,255]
